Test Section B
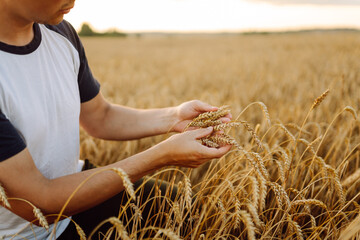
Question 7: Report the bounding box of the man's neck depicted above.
[0,2,34,46]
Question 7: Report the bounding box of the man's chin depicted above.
[37,16,64,25]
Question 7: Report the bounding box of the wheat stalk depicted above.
[325,165,346,208]
[293,212,317,229]
[276,123,296,142]
[291,199,327,210]
[287,214,304,240]
[156,228,182,240]
[239,120,263,150]
[238,210,256,240]
[0,183,10,208]
[248,176,260,210]
[201,138,220,148]
[267,181,290,208]
[234,198,241,230]
[108,217,131,240]
[188,119,223,128]
[33,207,49,230]
[184,175,192,211]
[311,89,330,110]
[172,201,182,225]
[342,168,360,188]
[191,105,230,122]
[74,221,86,240]
[8,197,49,230]
[245,199,265,229]
[110,168,136,201]
[257,102,271,126]
[213,122,242,131]
[343,106,358,120]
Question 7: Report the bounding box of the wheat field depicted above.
[76,32,360,239]
[1,32,359,239]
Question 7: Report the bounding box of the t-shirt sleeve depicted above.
[0,111,26,161]
[45,21,100,103]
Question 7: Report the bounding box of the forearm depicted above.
[46,146,165,216]
[95,104,178,140]
[5,146,166,225]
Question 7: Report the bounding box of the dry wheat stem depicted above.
[108,217,131,240]
[33,207,49,230]
[325,165,346,208]
[276,123,296,143]
[201,138,220,148]
[0,183,10,208]
[286,123,312,136]
[234,198,241,230]
[7,197,49,230]
[342,168,360,188]
[245,199,265,229]
[311,89,330,110]
[250,152,270,180]
[239,120,263,150]
[258,173,268,213]
[156,228,182,240]
[184,175,192,211]
[188,119,223,128]
[213,122,242,131]
[267,181,291,208]
[45,214,86,240]
[234,102,271,126]
[343,106,358,120]
[291,199,328,211]
[340,214,360,240]
[239,210,256,240]
[191,105,230,123]
[287,188,311,214]
[111,168,136,201]
[51,167,139,239]
[293,212,317,229]
[287,215,305,240]
[74,222,86,240]
[248,176,260,210]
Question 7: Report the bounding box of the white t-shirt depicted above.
[0,21,100,239]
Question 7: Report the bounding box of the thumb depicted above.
[193,127,213,139]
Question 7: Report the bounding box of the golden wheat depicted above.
[311,89,330,110]
[110,167,136,201]
[0,183,10,208]
[49,34,360,239]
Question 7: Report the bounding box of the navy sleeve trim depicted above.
[0,111,26,162]
[45,21,100,103]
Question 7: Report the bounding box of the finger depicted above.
[205,145,232,158]
[219,117,231,123]
[193,100,217,113]
[190,127,213,139]
[226,113,232,119]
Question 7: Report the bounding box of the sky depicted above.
[65,0,360,32]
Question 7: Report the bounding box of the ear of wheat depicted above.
[110,168,136,201]
[0,183,10,208]
[33,207,49,230]
[108,217,131,240]
[311,89,330,110]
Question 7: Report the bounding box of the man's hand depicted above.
[171,100,232,132]
[155,127,232,168]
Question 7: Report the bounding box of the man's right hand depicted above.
[154,127,232,168]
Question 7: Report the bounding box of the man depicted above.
[0,0,231,239]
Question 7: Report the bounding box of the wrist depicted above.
[167,106,180,132]
[150,142,170,168]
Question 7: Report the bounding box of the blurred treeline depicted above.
[78,23,127,37]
